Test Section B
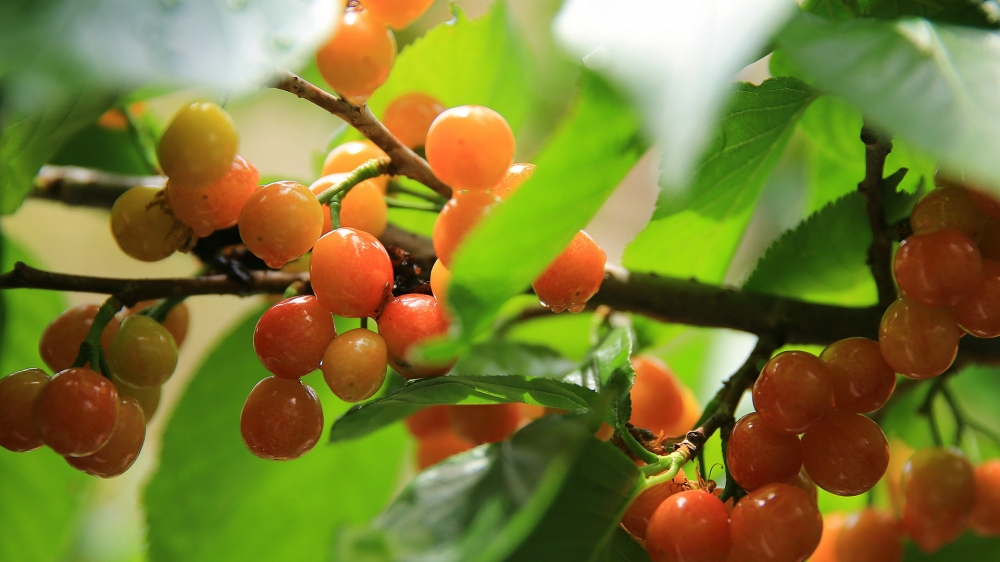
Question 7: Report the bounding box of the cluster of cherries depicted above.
[0,300,188,477]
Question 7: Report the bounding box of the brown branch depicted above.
[269,69,451,199]
[32,165,163,208]
[858,123,896,308]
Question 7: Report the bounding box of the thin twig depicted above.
[32,165,163,208]
[269,69,451,198]
[858,122,896,308]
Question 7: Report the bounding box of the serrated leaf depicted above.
[446,72,645,341]
[0,235,91,562]
[623,77,817,282]
[335,416,640,562]
[328,375,602,443]
[744,175,918,305]
[360,2,532,136]
[777,14,1000,197]
[554,0,797,186]
[455,341,578,379]
[145,307,405,562]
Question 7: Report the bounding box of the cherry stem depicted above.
[139,295,186,324]
[315,157,392,205]
[620,426,660,465]
[69,295,122,379]
[858,121,896,308]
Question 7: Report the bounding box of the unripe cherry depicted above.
[363,0,436,29]
[341,182,388,237]
[165,155,258,237]
[0,369,49,452]
[66,396,145,478]
[33,368,119,457]
[125,300,190,348]
[878,296,961,380]
[382,92,446,148]
[253,296,336,379]
[532,231,607,313]
[752,351,835,434]
[819,337,896,413]
[809,512,845,562]
[157,102,238,188]
[377,294,452,378]
[310,228,394,318]
[110,186,188,262]
[108,314,178,388]
[238,181,323,268]
[112,375,161,423]
[320,141,388,193]
[315,10,396,104]
[426,105,515,191]
[240,377,324,461]
[322,328,388,402]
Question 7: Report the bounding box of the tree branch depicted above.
[269,69,452,199]
[858,123,896,308]
[31,165,164,208]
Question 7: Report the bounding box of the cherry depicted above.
[416,430,472,469]
[726,412,802,492]
[404,405,451,439]
[900,447,976,553]
[819,337,896,413]
[0,369,49,452]
[429,259,451,309]
[321,328,388,403]
[909,186,991,242]
[310,228,394,318]
[112,375,161,423]
[425,105,515,191]
[39,304,121,373]
[125,300,190,348]
[954,259,1000,338]
[157,102,238,188]
[341,182,388,237]
[492,163,536,199]
[647,489,731,562]
[728,483,823,562]
[752,351,835,434]
[254,296,336,379]
[315,9,396,104]
[447,403,520,445]
[628,355,685,436]
[377,294,452,378]
[808,512,844,562]
[432,191,502,268]
[532,230,607,313]
[110,186,188,262]
[108,314,178,388]
[165,155,258,237]
[620,472,687,541]
[879,296,961,380]
[66,397,145,478]
[836,508,904,562]
[970,459,1000,536]
[894,228,983,307]
[800,410,889,496]
[239,181,323,269]
[363,0,436,30]
[33,368,119,457]
[788,467,818,504]
[240,377,324,461]
[381,92,446,148]
[320,141,388,193]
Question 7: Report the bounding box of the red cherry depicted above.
[729,483,823,562]
[800,411,889,496]
[66,397,145,478]
[646,490,732,562]
[726,412,802,492]
[900,447,976,553]
[893,228,983,307]
[33,368,119,457]
[0,369,49,452]
[240,377,324,461]
[752,351,835,434]
[253,296,336,379]
[377,294,452,379]
[970,459,1000,536]
[836,508,904,562]
[819,337,896,413]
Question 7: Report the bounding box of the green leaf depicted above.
[360,2,532,136]
[777,14,1000,196]
[623,77,817,282]
[744,175,919,305]
[49,122,153,175]
[0,0,338,94]
[904,532,1000,560]
[0,234,91,562]
[337,416,640,562]
[1,90,117,214]
[455,341,578,379]
[865,0,1000,29]
[448,72,645,340]
[802,0,858,19]
[145,307,406,562]
[328,375,601,443]
[594,528,652,562]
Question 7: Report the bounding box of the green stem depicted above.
[139,295,186,323]
[642,454,685,488]
[70,295,123,379]
[384,197,443,213]
[939,383,1000,448]
[316,158,391,205]
[620,427,659,465]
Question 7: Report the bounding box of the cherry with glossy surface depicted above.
[900,447,976,553]
[879,297,961,380]
[33,368,119,457]
[111,375,161,423]
[432,191,501,268]
[646,490,732,562]
[240,377,324,461]
[492,163,536,199]
[819,337,896,413]
[954,259,1000,338]
[108,314,178,388]
[157,102,238,188]
[0,369,49,452]
[39,304,121,373]
[125,300,190,348]
[165,155,258,237]
[382,92,445,148]
[729,483,823,562]
[110,186,188,262]
[254,296,336,379]
[341,182,388,237]
[726,412,803,492]
[320,141,388,193]
[800,410,889,496]
[322,328,388,402]
[315,9,396,104]
[310,228,394,318]
[620,472,687,541]
[628,355,686,437]
[425,105,515,191]
[378,294,452,378]
[752,351,835,434]
[532,230,607,313]
[909,186,991,241]
[239,181,323,268]
[66,397,145,478]
[894,228,983,307]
